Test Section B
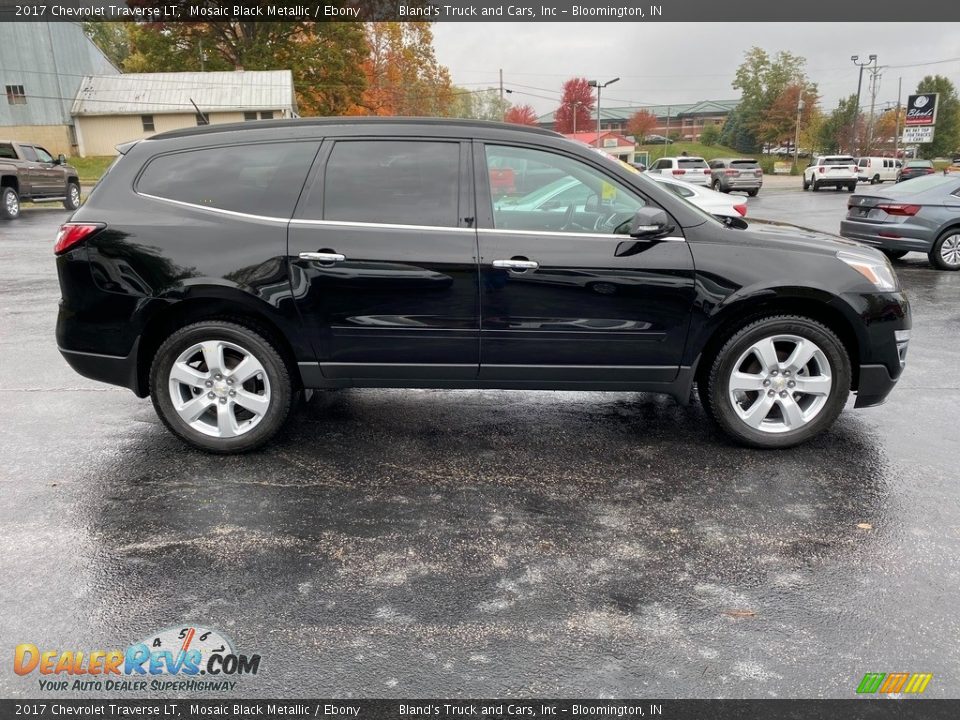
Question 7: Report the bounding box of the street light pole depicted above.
[794,87,804,171]
[588,77,619,147]
[573,101,582,134]
[851,54,876,154]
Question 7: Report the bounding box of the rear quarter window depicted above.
[136,142,320,217]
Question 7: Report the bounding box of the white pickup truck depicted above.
[0,140,81,219]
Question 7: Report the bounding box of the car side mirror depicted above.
[628,207,673,238]
[56,154,66,165]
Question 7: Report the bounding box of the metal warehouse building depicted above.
[71,70,298,156]
[0,23,119,156]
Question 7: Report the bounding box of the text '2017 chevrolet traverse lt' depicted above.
[55,119,910,453]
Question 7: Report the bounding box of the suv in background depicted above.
[803,155,859,192]
[708,158,763,196]
[55,118,909,453]
[646,156,711,186]
[0,141,81,219]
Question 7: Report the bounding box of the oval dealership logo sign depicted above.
[905,93,938,126]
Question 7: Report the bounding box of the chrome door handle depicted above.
[492,259,539,271]
[299,251,345,263]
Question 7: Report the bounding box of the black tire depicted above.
[63,181,81,211]
[747,189,759,197]
[847,183,856,192]
[811,180,819,192]
[712,179,722,192]
[1,186,20,219]
[149,320,292,453]
[802,177,810,191]
[871,174,880,185]
[701,315,851,449]
[928,229,960,271]
[881,249,909,261]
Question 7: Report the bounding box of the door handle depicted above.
[299,251,346,263]
[492,259,539,271]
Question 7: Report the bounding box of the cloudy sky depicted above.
[432,23,960,117]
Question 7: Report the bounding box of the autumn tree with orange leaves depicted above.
[626,110,658,140]
[350,23,456,117]
[504,105,539,125]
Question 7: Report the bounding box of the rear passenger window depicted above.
[316,140,460,227]
[137,142,319,217]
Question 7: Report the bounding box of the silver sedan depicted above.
[840,174,960,270]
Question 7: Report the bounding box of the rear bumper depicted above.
[855,363,899,408]
[839,219,932,253]
[58,341,143,396]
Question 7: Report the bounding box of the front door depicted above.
[475,142,696,384]
[289,138,479,381]
[26,146,63,196]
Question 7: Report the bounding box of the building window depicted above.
[141,115,155,132]
[243,112,258,122]
[5,85,26,105]
[260,111,274,120]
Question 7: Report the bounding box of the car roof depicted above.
[149,116,561,142]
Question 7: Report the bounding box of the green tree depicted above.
[818,95,860,154]
[699,123,721,146]
[122,7,368,116]
[720,108,755,153]
[730,47,812,152]
[450,88,510,121]
[915,75,960,159]
[82,22,130,68]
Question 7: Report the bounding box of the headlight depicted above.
[836,250,899,291]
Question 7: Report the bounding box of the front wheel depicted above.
[150,320,292,453]
[1,186,20,219]
[63,182,81,211]
[701,316,851,448]
[929,230,960,271]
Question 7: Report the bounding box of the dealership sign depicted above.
[903,126,935,144]
[905,93,939,126]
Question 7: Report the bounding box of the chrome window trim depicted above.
[135,193,685,242]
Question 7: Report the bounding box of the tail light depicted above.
[703,169,711,175]
[734,204,747,217]
[925,168,935,174]
[55,223,104,255]
[725,169,737,176]
[876,203,921,216]
[755,169,763,177]
[672,169,686,175]
[818,166,825,174]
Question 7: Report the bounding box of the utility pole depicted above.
[866,63,882,153]
[894,76,902,161]
[588,77,619,147]
[573,101,582,134]
[850,54,876,154]
[665,105,671,152]
[499,68,504,122]
[793,86,804,170]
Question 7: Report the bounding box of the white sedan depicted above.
[649,174,748,220]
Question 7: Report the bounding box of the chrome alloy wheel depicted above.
[4,190,18,217]
[727,334,832,434]
[940,234,960,266]
[69,184,81,207]
[168,340,271,438]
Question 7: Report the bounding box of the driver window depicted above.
[485,144,646,235]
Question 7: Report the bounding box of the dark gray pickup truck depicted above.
[0,140,81,219]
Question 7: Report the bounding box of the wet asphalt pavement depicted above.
[1,191,959,699]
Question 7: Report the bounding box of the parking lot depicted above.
[2,186,959,698]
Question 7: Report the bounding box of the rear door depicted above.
[288,137,480,381]
[30,146,64,195]
[475,142,696,384]
[16,144,43,196]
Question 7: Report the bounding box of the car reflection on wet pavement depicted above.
[1,205,958,698]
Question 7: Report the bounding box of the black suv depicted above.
[55,119,910,453]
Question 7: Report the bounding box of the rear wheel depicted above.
[802,177,810,191]
[847,183,856,192]
[747,188,759,197]
[871,174,881,185]
[811,180,820,192]
[63,182,81,211]
[701,316,851,448]
[1,186,19,219]
[149,320,292,453]
[712,179,722,191]
[929,230,960,271]
[881,249,909,261]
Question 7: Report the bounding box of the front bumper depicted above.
[855,363,899,408]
